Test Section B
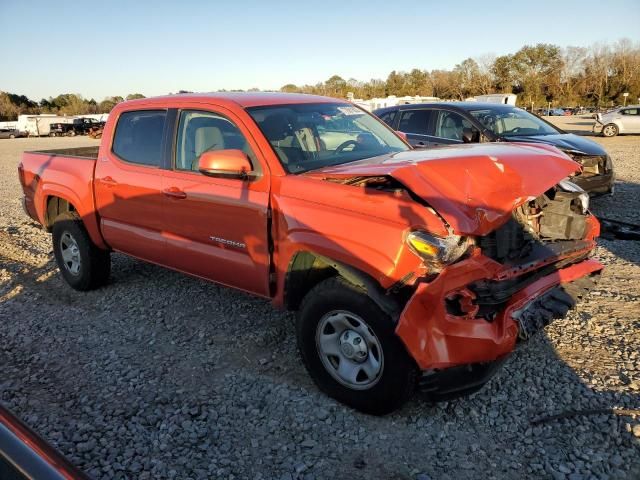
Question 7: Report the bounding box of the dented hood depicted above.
[504,133,607,156]
[308,143,580,235]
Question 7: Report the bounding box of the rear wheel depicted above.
[602,123,618,137]
[9,134,15,139]
[296,276,416,415]
[52,212,110,291]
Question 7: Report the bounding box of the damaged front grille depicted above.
[479,184,589,263]
[472,183,593,321]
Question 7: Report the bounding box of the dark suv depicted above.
[374,102,614,195]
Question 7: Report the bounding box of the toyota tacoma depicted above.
[18,93,603,414]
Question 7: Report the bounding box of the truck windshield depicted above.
[247,103,409,173]
[469,106,560,137]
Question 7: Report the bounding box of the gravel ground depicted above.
[1,134,639,480]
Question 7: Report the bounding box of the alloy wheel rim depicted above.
[60,232,81,275]
[316,310,384,390]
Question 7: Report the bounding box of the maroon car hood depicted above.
[307,143,580,235]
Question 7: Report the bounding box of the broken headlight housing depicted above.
[604,154,613,171]
[558,179,589,214]
[406,231,472,272]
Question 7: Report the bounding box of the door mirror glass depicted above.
[198,149,253,179]
[395,130,408,141]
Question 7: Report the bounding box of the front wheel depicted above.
[296,277,417,415]
[52,212,110,291]
[602,123,618,137]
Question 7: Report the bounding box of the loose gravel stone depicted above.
[1,134,639,479]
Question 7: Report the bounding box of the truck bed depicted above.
[27,146,100,160]
[19,147,100,237]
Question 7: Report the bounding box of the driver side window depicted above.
[175,110,257,172]
[434,110,474,141]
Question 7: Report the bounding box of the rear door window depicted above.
[112,110,166,166]
[398,109,432,135]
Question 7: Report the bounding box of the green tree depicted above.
[324,75,347,97]
[280,84,301,93]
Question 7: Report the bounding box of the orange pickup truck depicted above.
[18,93,603,414]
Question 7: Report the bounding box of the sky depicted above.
[1,0,639,101]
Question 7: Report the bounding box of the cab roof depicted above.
[120,92,347,109]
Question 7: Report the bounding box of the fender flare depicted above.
[285,251,400,318]
[40,187,108,250]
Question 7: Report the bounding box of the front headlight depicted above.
[406,231,471,272]
[558,179,589,213]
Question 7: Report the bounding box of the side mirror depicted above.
[198,149,253,179]
[395,131,408,142]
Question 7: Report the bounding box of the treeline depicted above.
[0,93,146,120]
[282,39,640,107]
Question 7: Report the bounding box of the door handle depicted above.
[100,176,118,186]
[416,141,427,146]
[163,187,187,199]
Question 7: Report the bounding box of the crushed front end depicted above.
[565,151,615,195]
[395,182,603,400]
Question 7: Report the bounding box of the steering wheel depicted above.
[334,140,358,153]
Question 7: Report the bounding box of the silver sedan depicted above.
[594,105,640,137]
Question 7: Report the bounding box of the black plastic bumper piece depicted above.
[572,171,615,195]
[418,356,510,401]
[514,272,599,341]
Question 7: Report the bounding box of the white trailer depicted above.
[467,94,517,106]
[350,95,441,112]
[16,114,74,136]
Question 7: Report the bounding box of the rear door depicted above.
[397,109,434,147]
[161,106,271,296]
[94,109,167,263]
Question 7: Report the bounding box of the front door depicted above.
[161,108,271,296]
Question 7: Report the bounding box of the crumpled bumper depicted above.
[396,254,603,371]
[572,171,615,195]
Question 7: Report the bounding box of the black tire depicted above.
[602,123,618,137]
[52,212,110,291]
[296,276,417,415]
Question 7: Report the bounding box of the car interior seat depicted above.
[192,125,224,170]
[440,115,463,140]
